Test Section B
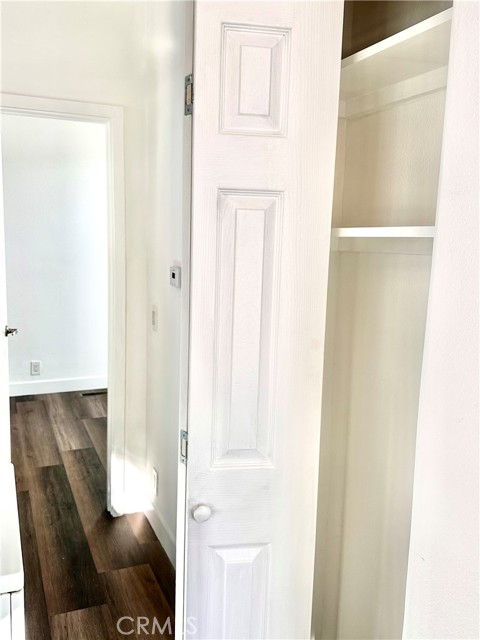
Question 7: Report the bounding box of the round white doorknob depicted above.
[192,504,212,523]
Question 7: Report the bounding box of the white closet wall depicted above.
[403,2,479,635]
[340,91,446,227]
[313,9,452,640]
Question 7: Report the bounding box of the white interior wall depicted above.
[342,90,446,227]
[403,3,479,638]
[336,250,432,640]
[312,247,349,640]
[331,118,347,227]
[143,1,191,563]
[314,247,433,640]
[313,66,448,640]
[2,114,108,395]
[0,0,150,494]
[1,2,188,542]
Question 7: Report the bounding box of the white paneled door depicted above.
[185,2,344,638]
[0,130,11,463]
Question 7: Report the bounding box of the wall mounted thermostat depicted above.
[170,266,181,288]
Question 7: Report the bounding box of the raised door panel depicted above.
[212,190,282,468]
[206,544,270,639]
[220,25,290,135]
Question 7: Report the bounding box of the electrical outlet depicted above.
[152,468,158,496]
[151,305,158,332]
[30,360,41,376]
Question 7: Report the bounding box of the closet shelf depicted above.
[332,226,435,239]
[340,8,452,101]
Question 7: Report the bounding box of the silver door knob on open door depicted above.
[192,504,212,523]
[4,326,18,337]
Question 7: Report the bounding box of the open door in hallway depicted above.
[0,93,127,519]
[0,128,11,461]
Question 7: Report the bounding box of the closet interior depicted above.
[312,4,453,639]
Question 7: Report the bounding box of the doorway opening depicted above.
[0,94,126,515]
[3,114,109,399]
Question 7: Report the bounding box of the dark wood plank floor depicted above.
[10,391,175,639]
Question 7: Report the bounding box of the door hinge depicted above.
[180,429,188,464]
[185,74,193,115]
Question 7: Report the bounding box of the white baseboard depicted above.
[9,376,108,397]
[145,505,176,567]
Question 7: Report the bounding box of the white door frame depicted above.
[0,93,126,516]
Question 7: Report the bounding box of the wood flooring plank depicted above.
[30,464,105,616]
[85,393,108,418]
[70,392,107,420]
[50,605,115,640]
[41,393,93,451]
[84,391,108,417]
[17,491,51,640]
[17,401,61,467]
[10,396,17,413]
[99,393,108,415]
[126,513,158,544]
[11,412,32,492]
[102,565,174,639]
[11,390,176,639]
[140,542,176,614]
[82,417,107,469]
[62,448,146,573]
[14,395,38,403]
